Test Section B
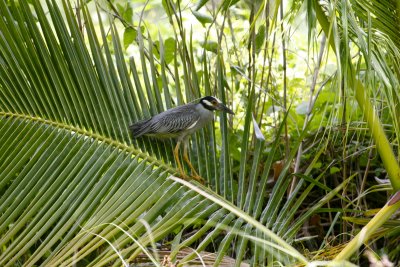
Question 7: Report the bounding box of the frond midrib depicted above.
[0,111,177,174]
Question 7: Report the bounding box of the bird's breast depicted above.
[191,109,214,130]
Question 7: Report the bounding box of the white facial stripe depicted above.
[202,99,213,107]
[187,118,200,129]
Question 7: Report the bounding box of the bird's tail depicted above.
[129,118,151,138]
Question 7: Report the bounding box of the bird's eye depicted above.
[212,100,217,105]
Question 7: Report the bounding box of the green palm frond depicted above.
[0,0,364,265]
[0,0,314,266]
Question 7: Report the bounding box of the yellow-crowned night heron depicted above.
[129,96,234,182]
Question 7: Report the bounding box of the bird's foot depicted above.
[190,173,206,185]
[178,172,206,184]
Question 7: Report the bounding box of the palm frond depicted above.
[0,0,318,266]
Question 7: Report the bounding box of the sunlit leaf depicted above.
[192,10,213,25]
[164,37,175,64]
[123,27,136,49]
[255,24,266,53]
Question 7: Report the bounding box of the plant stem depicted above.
[354,80,400,189]
[280,1,289,159]
[333,193,400,261]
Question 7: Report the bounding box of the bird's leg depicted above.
[182,142,199,177]
[174,141,188,180]
[183,141,205,184]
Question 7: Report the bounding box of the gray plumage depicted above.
[130,103,211,141]
[129,96,233,182]
[129,96,234,142]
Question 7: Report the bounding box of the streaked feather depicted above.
[129,104,201,138]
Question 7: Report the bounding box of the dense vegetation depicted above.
[0,0,399,266]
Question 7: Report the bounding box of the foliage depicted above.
[0,0,399,266]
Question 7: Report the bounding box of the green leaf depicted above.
[161,0,174,20]
[153,40,160,59]
[192,10,213,25]
[330,166,341,174]
[201,40,218,53]
[123,27,136,49]
[123,3,133,22]
[255,24,266,53]
[115,3,133,23]
[164,37,175,64]
[221,0,240,11]
[194,0,210,10]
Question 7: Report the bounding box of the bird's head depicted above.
[199,96,234,115]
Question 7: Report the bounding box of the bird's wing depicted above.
[129,118,152,137]
[149,105,200,134]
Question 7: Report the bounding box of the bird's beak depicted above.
[217,103,235,115]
